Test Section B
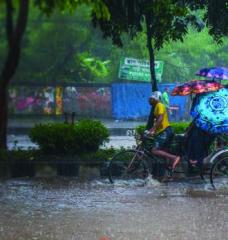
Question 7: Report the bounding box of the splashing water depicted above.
[0,178,228,240]
[144,174,161,187]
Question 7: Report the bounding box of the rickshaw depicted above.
[108,81,228,189]
[108,131,227,189]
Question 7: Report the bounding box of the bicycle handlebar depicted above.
[136,131,155,142]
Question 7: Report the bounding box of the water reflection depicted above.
[0,178,227,210]
[0,178,227,240]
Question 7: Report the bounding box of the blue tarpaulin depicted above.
[111,83,191,121]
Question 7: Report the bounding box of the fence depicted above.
[9,82,191,121]
[9,83,112,118]
[111,83,191,121]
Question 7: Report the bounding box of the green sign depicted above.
[118,57,164,82]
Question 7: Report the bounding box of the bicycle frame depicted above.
[134,132,227,179]
[126,150,143,171]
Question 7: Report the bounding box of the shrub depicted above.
[0,149,7,162]
[29,120,109,154]
[135,125,146,136]
[74,119,109,153]
[135,122,190,136]
[6,149,39,178]
[29,123,76,154]
[170,122,190,134]
[79,148,116,165]
[8,149,39,161]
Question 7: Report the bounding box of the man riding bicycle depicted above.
[146,91,180,171]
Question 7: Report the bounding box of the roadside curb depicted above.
[7,127,138,136]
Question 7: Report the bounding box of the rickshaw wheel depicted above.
[210,154,228,189]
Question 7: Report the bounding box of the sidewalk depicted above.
[8,117,147,136]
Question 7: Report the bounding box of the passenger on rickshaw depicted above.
[185,121,216,168]
[146,91,181,171]
[185,95,217,169]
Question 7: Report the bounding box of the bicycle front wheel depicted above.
[210,154,228,189]
[108,150,149,184]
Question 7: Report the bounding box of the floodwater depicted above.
[0,177,227,240]
[3,135,228,240]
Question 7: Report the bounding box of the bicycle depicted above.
[108,132,228,189]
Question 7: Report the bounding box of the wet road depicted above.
[0,178,227,240]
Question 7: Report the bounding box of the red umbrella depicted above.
[171,80,224,96]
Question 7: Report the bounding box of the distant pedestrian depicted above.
[63,86,78,124]
[161,87,170,109]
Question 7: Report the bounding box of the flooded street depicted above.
[0,178,227,240]
[4,134,228,239]
[1,0,227,237]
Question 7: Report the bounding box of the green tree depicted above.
[0,0,29,150]
[92,0,228,90]
[0,0,110,149]
[7,6,113,84]
[92,1,204,90]
[15,7,94,84]
[117,27,228,83]
[13,11,227,85]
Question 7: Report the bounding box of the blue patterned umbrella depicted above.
[190,88,228,134]
[196,67,228,80]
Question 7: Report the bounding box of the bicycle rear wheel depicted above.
[210,154,228,189]
[108,150,149,184]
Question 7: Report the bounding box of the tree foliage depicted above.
[33,0,111,23]
[92,0,228,90]
[92,0,206,90]
[10,6,112,84]
[186,0,228,42]
[120,27,228,83]
[0,0,110,149]
[1,7,227,84]
[1,5,227,85]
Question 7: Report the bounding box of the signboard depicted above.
[118,57,164,82]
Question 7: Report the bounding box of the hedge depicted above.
[29,119,109,154]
